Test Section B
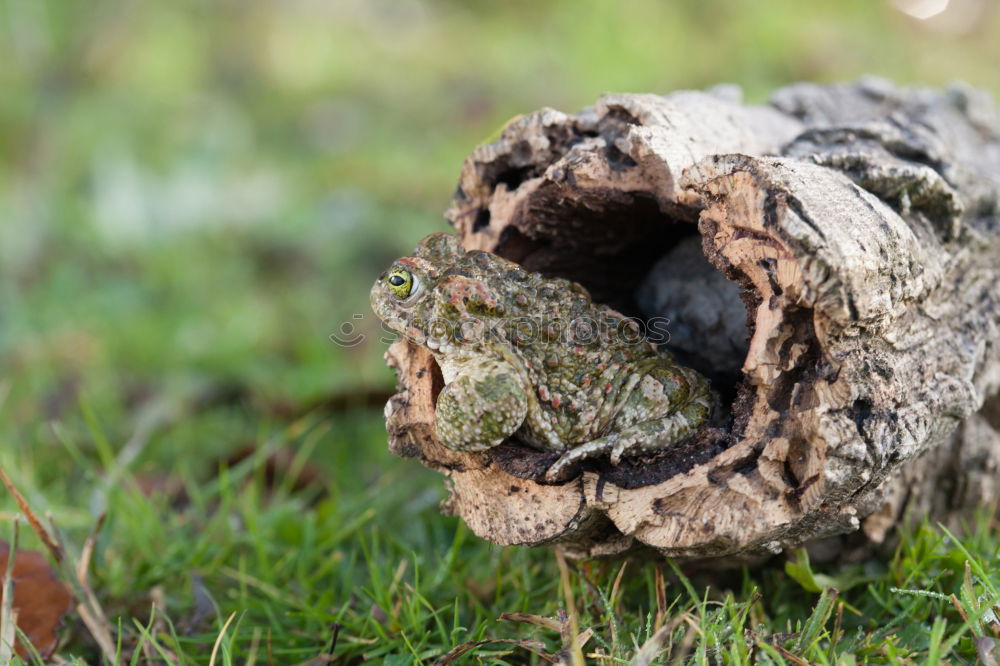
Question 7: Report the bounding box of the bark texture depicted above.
[383,79,1000,562]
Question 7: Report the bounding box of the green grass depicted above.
[2,407,999,663]
[1,0,999,663]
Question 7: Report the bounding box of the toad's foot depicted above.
[543,399,709,482]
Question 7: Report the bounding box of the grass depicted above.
[1,410,999,663]
[1,0,999,663]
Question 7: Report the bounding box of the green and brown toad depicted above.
[371,233,713,481]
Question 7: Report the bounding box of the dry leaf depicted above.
[0,540,74,658]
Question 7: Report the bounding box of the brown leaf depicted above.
[0,467,61,561]
[0,541,74,658]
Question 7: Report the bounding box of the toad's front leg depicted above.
[435,357,528,452]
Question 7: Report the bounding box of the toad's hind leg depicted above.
[543,393,711,481]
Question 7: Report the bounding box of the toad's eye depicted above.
[386,268,414,299]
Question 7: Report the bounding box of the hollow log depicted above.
[382,79,1000,562]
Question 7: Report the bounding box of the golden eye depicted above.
[386,268,414,299]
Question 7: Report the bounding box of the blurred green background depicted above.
[0,0,998,660]
[2,0,998,436]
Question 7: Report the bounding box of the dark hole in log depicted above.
[851,398,874,433]
[495,188,696,313]
[604,144,638,171]
[472,208,491,233]
[782,457,799,489]
[496,166,536,191]
[467,186,754,485]
[492,187,750,399]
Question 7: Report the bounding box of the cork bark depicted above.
[382,79,1000,562]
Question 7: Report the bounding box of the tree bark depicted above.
[383,79,1000,562]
